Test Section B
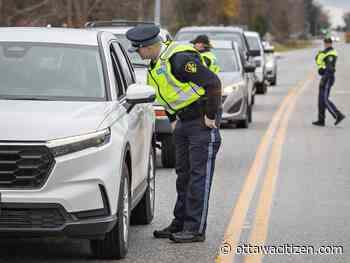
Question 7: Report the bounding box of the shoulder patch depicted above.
[184,61,197,73]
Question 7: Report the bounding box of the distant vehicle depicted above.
[263,41,278,86]
[175,26,250,59]
[176,40,255,128]
[0,27,156,260]
[174,26,257,104]
[210,40,255,128]
[244,31,268,94]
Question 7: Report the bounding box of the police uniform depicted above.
[191,35,220,74]
[126,25,222,243]
[313,38,345,126]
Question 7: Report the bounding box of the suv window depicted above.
[110,47,126,98]
[112,42,135,88]
[246,35,261,51]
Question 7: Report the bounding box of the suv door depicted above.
[110,43,146,195]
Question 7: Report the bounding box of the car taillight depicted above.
[155,109,167,117]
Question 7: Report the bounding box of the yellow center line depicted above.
[244,73,315,263]
[215,73,314,263]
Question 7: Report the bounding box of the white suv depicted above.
[0,27,156,259]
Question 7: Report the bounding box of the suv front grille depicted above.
[0,145,55,189]
[0,204,68,229]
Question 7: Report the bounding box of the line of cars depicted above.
[0,21,279,260]
[85,21,279,169]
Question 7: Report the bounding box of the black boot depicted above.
[153,223,183,239]
[335,114,345,126]
[169,230,206,243]
[312,120,325,127]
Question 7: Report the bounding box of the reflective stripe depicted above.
[147,42,206,113]
[159,60,202,109]
[324,79,337,118]
[199,129,216,234]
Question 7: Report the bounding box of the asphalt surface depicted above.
[1,44,349,263]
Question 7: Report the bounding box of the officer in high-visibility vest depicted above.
[313,37,345,126]
[126,25,222,243]
[190,35,220,74]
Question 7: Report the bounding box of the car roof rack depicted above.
[85,20,158,28]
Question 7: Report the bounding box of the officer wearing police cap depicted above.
[190,35,220,74]
[126,25,222,243]
[313,37,345,126]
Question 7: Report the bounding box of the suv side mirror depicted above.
[244,63,256,73]
[126,84,155,105]
[248,50,261,57]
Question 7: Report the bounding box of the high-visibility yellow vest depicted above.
[147,43,206,115]
[201,51,220,74]
[316,49,337,70]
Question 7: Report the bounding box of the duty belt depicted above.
[176,100,204,121]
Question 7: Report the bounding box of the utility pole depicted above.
[154,0,160,25]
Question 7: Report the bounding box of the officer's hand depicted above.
[171,120,177,131]
[204,115,217,129]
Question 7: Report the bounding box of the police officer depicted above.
[191,35,220,73]
[313,37,345,126]
[126,25,222,243]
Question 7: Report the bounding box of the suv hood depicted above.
[217,72,243,87]
[0,100,113,141]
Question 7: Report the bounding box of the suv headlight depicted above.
[48,128,111,157]
[223,81,245,94]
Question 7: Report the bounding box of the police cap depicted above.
[126,25,161,52]
[324,37,333,44]
[190,34,213,48]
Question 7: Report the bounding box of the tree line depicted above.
[0,0,330,42]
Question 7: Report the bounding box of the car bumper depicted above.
[0,202,117,239]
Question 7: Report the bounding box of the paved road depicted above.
[1,44,349,263]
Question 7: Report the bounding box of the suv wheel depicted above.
[237,103,250,129]
[131,145,155,225]
[270,76,277,86]
[161,134,175,168]
[90,161,131,259]
[248,103,252,123]
[256,82,267,94]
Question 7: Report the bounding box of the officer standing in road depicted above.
[313,37,345,126]
[126,25,222,243]
[191,34,220,73]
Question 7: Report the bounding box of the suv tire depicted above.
[90,161,131,259]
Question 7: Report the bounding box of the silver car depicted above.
[244,31,268,94]
[263,41,278,86]
[210,40,255,128]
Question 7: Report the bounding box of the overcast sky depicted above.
[316,0,350,27]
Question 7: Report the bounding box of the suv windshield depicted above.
[175,31,243,49]
[211,48,240,72]
[0,43,105,101]
[246,36,261,51]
